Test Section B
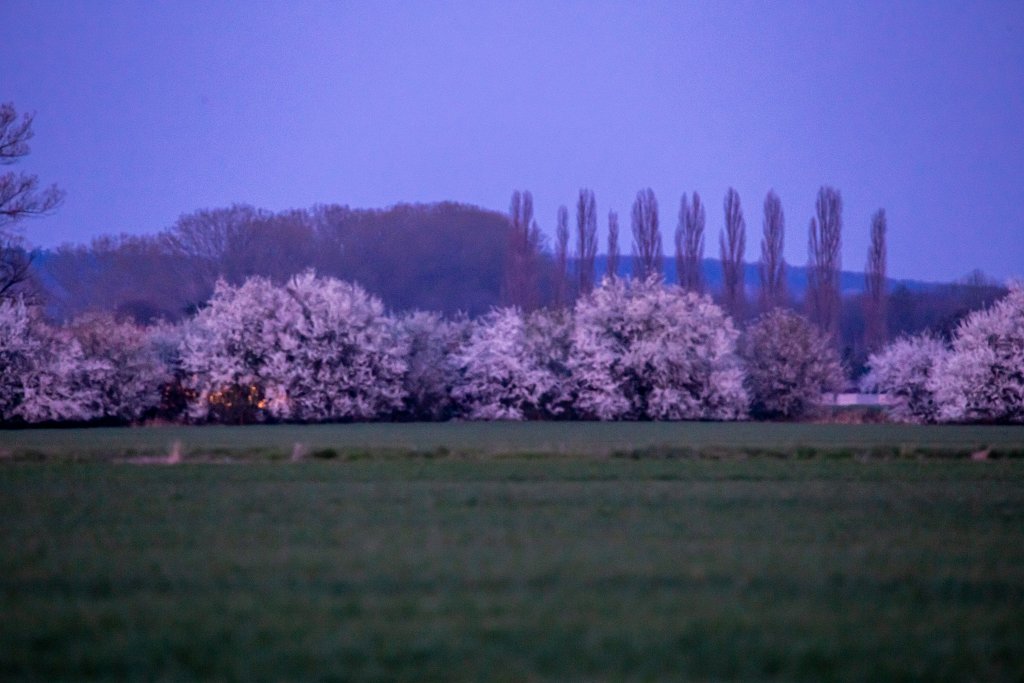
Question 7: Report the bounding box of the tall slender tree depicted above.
[674,194,688,288]
[576,189,598,296]
[759,190,786,310]
[865,208,888,350]
[502,190,542,311]
[631,188,661,280]
[676,192,705,293]
[554,205,570,307]
[720,188,746,317]
[606,210,620,280]
[807,186,842,339]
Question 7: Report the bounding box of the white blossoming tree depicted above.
[0,297,100,423]
[67,312,172,422]
[743,309,844,420]
[450,307,571,420]
[570,276,748,420]
[932,284,1024,423]
[282,271,407,421]
[399,310,469,420]
[860,333,949,423]
[179,276,292,422]
[0,296,40,420]
[180,272,407,423]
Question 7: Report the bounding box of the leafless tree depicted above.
[502,190,543,311]
[0,103,64,230]
[720,187,746,316]
[631,188,661,280]
[1,103,64,299]
[675,192,705,292]
[576,189,598,296]
[606,210,620,280]
[807,186,842,339]
[554,205,570,308]
[161,204,269,289]
[759,190,786,310]
[865,208,888,350]
[0,244,33,301]
[674,194,688,288]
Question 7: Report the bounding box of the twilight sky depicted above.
[2,0,1022,282]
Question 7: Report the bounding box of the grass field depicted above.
[1,424,1023,680]
[2,421,1024,461]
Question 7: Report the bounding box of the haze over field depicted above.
[1,1,1022,283]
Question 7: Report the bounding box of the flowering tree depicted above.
[570,276,748,420]
[67,312,171,421]
[180,272,407,423]
[932,284,1024,423]
[741,309,843,420]
[179,276,290,422]
[399,311,466,420]
[0,297,40,420]
[281,272,407,421]
[450,307,571,420]
[860,333,948,423]
[0,297,100,423]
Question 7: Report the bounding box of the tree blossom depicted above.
[180,272,406,423]
[67,312,171,421]
[570,276,748,420]
[0,297,101,423]
[450,307,570,420]
[932,284,1024,423]
[399,310,468,420]
[861,333,948,423]
[282,271,407,421]
[743,308,844,420]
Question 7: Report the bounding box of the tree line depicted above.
[3,271,1021,426]
[1,100,1005,337]
[3,101,1018,426]
[502,185,887,343]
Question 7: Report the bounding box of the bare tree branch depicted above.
[0,102,64,300]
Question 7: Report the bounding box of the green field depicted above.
[1,424,1024,680]
[3,421,1024,461]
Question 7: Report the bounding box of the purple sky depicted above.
[2,0,1022,282]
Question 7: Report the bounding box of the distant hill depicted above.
[593,256,942,297]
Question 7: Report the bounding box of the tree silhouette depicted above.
[606,210,620,280]
[720,187,746,317]
[864,208,888,350]
[503,190,543,311]
[631,188,661,280]
[576,189,597,296]
[675,192,705,293]
[1,103,64,300]
[807,186,842,339]
[554,205,570,308]
[758,190,786,310]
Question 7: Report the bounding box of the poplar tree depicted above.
[758,190,786,310]
[576,189,598,296]
[720,187,746,317]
